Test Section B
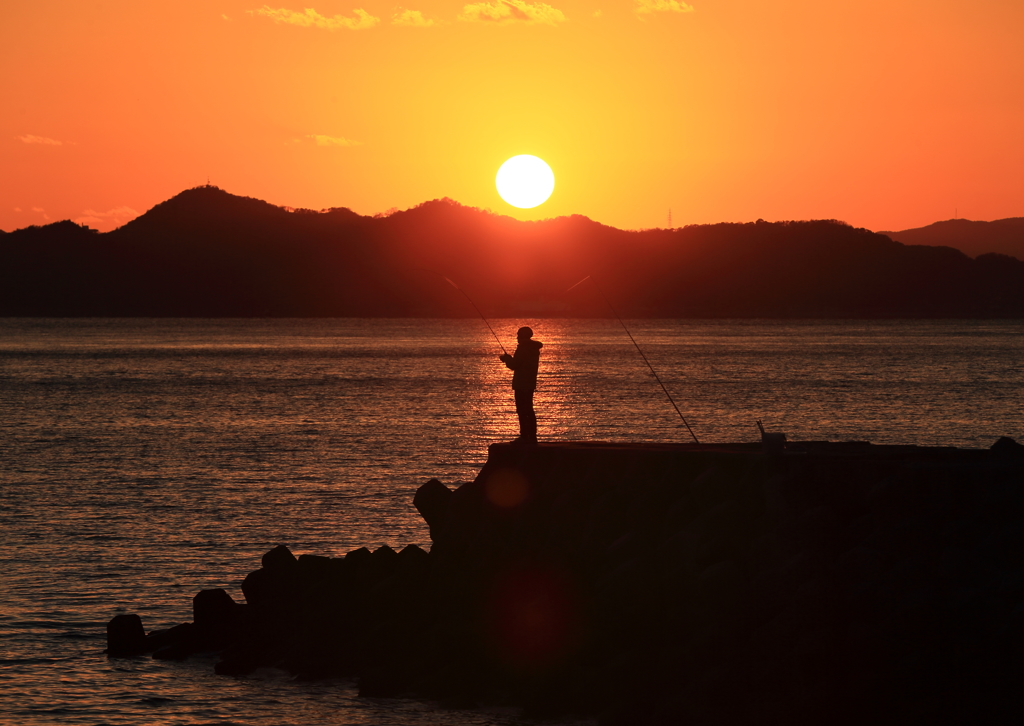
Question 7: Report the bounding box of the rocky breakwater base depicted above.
[108,438,1024,725]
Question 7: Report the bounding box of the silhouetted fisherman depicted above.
[500,326,543,445]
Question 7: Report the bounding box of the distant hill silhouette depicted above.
[2,186,1022,317]
[882,218,1024,260]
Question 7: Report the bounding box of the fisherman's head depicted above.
[517,326,533,342]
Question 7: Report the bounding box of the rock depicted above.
[193,588,237,628]
[372,544,399,565]
[193,588,240,648]
[332,546,374,592]
[414,478,453,540]
[346,545,372,565]
[241,563,300,609]
[991,436,1024,458]
[146,622,194,652]
[397,543,429,570]
[214,654,259,676]
[106,613,147,656]
[241,567,272,606]
[297,553,332,582]
[262,544,298,571]
[153,643,193,661]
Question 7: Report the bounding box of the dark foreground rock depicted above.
[109,439,1024,724]
[106,613,147,656]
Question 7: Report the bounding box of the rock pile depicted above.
[116,541,433,687]
[109,438,1024,724]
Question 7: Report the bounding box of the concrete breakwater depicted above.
[109,439,1024,724]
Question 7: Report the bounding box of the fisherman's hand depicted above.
[500,353,512,364]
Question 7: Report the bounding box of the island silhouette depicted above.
[882,217,1024,261]
[2,185,1022,317]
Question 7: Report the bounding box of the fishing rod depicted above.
[420,269,508,356]
[567,275,701,446]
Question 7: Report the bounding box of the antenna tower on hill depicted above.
[668,208,672,228]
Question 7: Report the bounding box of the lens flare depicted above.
[486,565,580,670]
[485,468,530,509]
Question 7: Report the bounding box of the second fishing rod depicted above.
[567,275,701,447]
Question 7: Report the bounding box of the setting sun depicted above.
[496,155,555,209]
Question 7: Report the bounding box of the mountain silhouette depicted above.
[2,186,1022,317]
[882,218,1024,261]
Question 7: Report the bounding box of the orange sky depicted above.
[3,1,1022,233]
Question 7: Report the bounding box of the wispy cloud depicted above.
[17,134,63,145]
[459,0,567,25]
[392,8,438,27]
[634,0,694,16]
[75,206,139,230]
[250,6,380,30]
[307,134,361,147]
[24,206,52,221]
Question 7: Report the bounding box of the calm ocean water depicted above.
[2,318,1022,725]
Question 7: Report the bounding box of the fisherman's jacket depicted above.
[505,339,543,391]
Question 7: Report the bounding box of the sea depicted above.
[2,318,1022,725]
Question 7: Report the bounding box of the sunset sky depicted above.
[3,0,1022,233]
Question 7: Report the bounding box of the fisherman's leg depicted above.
[514,389,528,436]
[514,389,537,442]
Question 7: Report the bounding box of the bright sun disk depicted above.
[496,155,555,209]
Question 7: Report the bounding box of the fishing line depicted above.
[420,269,508,355]
[567,275,701,446]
